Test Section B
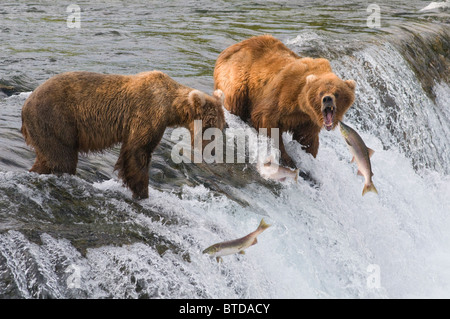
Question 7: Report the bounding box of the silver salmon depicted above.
[258,162,299,183]
[339,121,378,196]
[202,219,271,262]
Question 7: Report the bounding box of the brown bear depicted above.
[214,35,356,168]
[21,71,225,199]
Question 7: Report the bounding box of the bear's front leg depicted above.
[266,124,296,169]
[115,145,151,200]
[292,124,320,158]
[279,141,297,169]
[114,120,166,200]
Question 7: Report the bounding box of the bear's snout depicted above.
[322,95,333,105]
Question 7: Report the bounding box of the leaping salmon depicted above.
[202,219,271,262]
[258,162,299,183]
[339,121,378,196]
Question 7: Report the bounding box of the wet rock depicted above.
[0,84,17,97]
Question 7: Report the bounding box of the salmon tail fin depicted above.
[258,218,271,231]
[368,148,375,158]
[294,169,299,183]
[362,183,378,196]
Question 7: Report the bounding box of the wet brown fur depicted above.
[214,35,355,167]
[21,71,225,199]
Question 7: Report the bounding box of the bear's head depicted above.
[187,89,226,148]
[304,73,356,131]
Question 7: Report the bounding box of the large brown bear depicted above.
[21,71,225,199]
[214,35,356,168]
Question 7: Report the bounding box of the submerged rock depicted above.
[0,84,17,97]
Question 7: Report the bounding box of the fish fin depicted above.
[252,238,258,246]
[216,257,223,263]
[238,250,246,255]
[362,183,378,196]
[368,148,375,158]
[294,169,299,183]
[351,156,355,163]
[258,218,271,231]
[357,170,363,176]
[345,138,351,146]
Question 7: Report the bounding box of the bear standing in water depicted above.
[21,71,225,199]
[214,35,356,168]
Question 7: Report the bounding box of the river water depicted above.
[0,0,449,298]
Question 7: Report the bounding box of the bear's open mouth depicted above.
[323,107,334,131]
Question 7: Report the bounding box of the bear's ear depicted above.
[345,79,356,90]
[306,74,318,84]
[213,89,225,104]
[188,90,206,108]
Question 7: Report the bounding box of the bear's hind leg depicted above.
[51,147,78,175]
[30,152,52,175]
[23,105,79,175]
[31,145,78,175]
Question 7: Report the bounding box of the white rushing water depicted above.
[92,96,450,298]
[1,31,450,299]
